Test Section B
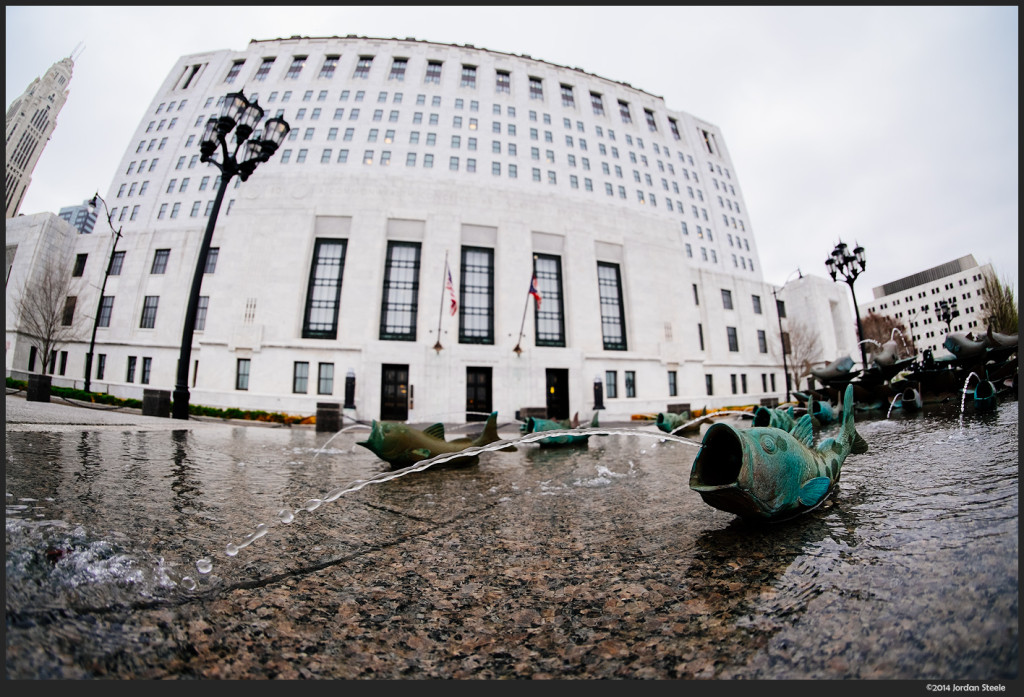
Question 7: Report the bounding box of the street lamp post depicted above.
[171,92,290,420]
[935,298,959,333]
[83,193,122,394]
[825,240,868,371]
[772,268,803,402]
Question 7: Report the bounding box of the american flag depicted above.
[446,261,457,315]
[529,275,542,309]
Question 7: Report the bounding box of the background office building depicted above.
[859,255,997,357]
[6,36,858,422]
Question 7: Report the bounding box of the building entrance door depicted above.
[380,364,409,421]
[545,368,570,421]
[465,366,492,421]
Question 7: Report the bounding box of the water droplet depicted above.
[225,543,239,557]
[304,498,322,512]
[180,576,196,590]
[196,558,213,574]
[278,508,294,524]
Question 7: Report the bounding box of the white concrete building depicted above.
[859,254,996,357]
[6,55,74,219]
[6,36,833,422]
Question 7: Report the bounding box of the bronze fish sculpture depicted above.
[689,384,868,522]
[357,410,513,470]
[521,412,598,447]
[810,355,857,382]
[655,411,715,437]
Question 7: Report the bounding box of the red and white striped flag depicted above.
[529,275,542,309]
[446,261,458,315]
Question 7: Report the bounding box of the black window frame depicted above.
[533,253,565,347]
[379,240,421,342]
[459,246,494,344]
[302,238,348,340]
[597,261,627,351]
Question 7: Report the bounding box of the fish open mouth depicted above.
[690,423,744,489]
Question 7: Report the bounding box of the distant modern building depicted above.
[5,35,860,421]
[859,254,995,356]
[58,200,97,235]
[5,54,75,218]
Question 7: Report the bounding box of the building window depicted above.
[727,326,739,352]
[619,100,632,123]
[389,57,407,81]
[96,354,106,381]
[560,84,575,108]
[353,56,373,79]
[534,253,565,346]
[668,370,678,397]
[236,358,251,390]
[425,60,442,83]
[254,57,274,81]
[731,374,738,394]
[62,296,76,326]
[302,238,348,339]
[597,262,627,350]
[319,55,338,79]
[705,374,714,396]
[752,294,762,314]
[292,361,309,393]
[140,296,159,329]
[757,329,768,354]
[606,370,618,399]
[496,70,510,93]
[151,249,170,274]
[591,92,605,115]
[72,253,87,277]
[645,108,658,132]
[318,363,334,395]
[225,60,245,83]
[459,246,494,344]
[379,241,421,341]
[460,64,477,88]
[97,296,114,327]
[529,77,543,100]
[721,288,733,309]
[625,371,636,398]
[126,356,137,383]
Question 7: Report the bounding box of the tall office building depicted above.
[58,200,97,235]
[7,36,855,420]
[859,255,996,356]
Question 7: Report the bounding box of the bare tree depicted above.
[13,251,86,374]
[782,320,822,393]
[861,310,916,356]
[980,271,1018,335]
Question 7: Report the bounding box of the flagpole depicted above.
[434,250,448,353]
[513,279,532,356]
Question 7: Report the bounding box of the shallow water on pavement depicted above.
[5,401,1018,679]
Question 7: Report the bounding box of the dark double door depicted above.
[380,364,409,421]
[465,366,492,421]
[546,368,569,421]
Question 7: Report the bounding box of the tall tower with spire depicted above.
[5,53,75,218]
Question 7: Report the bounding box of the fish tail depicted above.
[476,411,517,452]
[841,384,869,455]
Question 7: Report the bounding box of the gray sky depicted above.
[6,5,1019,295]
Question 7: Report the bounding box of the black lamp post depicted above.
[825,240,868,371]
[772,268,802,402]
[936,298,959,333]
[593,375,605,411]
[83,193,122,394]
[171,92,290,419]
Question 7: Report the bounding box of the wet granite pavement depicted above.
[5,392,1019,681]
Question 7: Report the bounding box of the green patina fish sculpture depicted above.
[655,411,715,437]
[521,412,598,447]
[689,384,868,522]
[357,410,514,470]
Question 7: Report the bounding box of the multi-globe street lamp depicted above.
[171,92,290,420]
[936,297,959,333]
[83,193,122,394]
[825,240,868,371]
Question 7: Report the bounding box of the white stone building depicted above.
[6,55,74,219]
[6,35,854,422]
[859,255,996,357]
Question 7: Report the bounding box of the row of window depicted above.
[228,52,684,135]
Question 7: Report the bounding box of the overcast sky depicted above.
[6,5,1018,296]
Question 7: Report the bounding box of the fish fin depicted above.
[590,412,600,428]
[791,414,815,448]
[411,448,432,460]
[798,477,831,507]
[571,412,580,428]
[474,411,501,446]
[423,423,446,440]
[851,430,869,455]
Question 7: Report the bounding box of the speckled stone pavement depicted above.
[5,392,1019,681]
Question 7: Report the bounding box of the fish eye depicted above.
[760,434,776,453]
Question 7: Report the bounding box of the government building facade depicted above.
[7,36,829,422]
